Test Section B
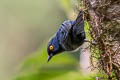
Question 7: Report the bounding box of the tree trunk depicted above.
[80,43,91,75]
[82,0,120,79]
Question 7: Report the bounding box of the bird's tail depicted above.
[75,11,84,27]
[72,10,85,42]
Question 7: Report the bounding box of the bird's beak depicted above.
[47,54,53,63]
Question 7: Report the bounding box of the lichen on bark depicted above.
[81,0,120,79]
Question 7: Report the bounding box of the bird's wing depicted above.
[56,20,73,50]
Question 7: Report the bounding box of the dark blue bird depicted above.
[47,11,85,62]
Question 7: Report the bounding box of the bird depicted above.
[47,11,85,62]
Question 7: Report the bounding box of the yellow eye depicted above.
[49,45,54,51]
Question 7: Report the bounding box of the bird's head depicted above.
[47,36,64,62]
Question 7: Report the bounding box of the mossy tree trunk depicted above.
[82,0,120,79]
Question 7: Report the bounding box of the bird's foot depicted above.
[84,39,96,45]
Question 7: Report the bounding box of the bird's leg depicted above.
[79,39,90,51]
[84,39,96,45]
[80,39,96,51]
[80,46,90,52]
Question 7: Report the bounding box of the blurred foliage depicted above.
[59,0,73,13]
[0,0,67,80]
[15,44,96,80]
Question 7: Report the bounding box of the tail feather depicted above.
[72,11,85,43]
[74,11,84,27]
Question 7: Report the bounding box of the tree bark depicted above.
[82,0,120,79]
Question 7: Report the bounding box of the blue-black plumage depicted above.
[47,11,85,62]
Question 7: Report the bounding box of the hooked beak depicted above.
[47,54,53,63]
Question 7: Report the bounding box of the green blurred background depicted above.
[0,0,96,80]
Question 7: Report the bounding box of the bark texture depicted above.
[82,0,120,79]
